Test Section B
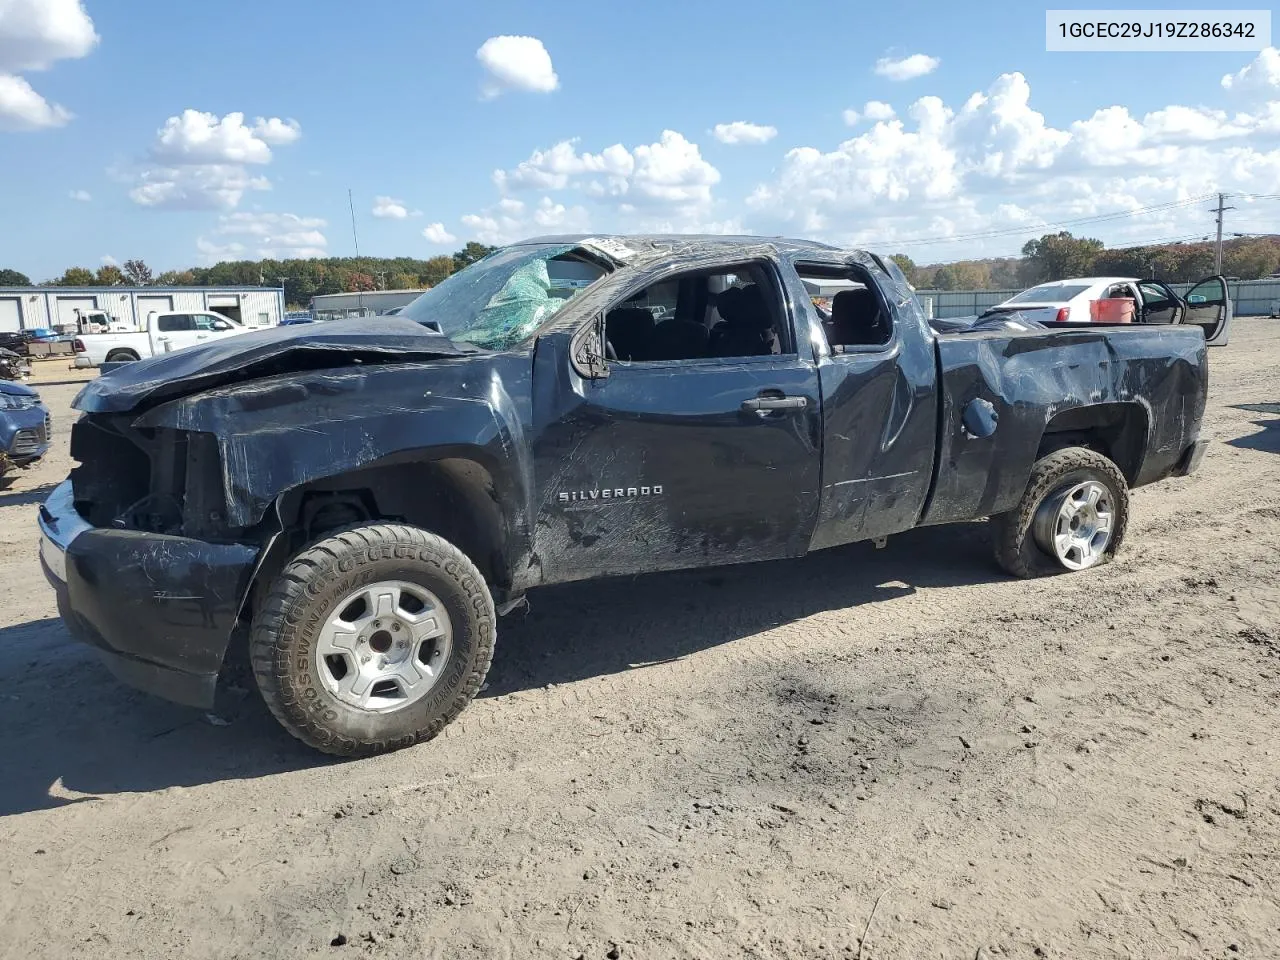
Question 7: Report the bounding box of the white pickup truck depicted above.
[72,310,250,368]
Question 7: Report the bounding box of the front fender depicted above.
[134,359,535,564]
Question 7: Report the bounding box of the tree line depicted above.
[0,243,496,309]
[892,233,1280,291]
[4,233,1277,304]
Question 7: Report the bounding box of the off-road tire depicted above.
[991,446,1129,578]
[250,524,495,757]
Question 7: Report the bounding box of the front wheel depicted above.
[251,524,495,757]
[991,446,1129,578]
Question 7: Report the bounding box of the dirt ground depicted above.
[1,323,1278,960]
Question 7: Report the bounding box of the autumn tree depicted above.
[1223,239,1279,279]
[122,259,154,285]
[343,272,376,292]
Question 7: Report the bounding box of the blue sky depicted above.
[1,0,1278,280]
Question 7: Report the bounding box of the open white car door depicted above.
[1183,276,1232,347]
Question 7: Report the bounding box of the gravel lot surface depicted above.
[1,323,1278,959]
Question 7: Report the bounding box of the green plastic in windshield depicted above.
[455,257,565,349]
[399,243,607,350]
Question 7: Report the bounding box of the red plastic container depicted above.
[1089,297,1135,323]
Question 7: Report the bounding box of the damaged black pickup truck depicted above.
[38,235,1210,756]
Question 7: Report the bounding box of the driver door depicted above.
[1183,276,1233,346]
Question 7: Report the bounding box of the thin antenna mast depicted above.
[348,189,365,314]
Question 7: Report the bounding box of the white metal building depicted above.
[311,289,426,321]
[0,285,286,333]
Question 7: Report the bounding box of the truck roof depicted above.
[514,234,845,258]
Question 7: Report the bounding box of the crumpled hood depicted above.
[73,316,471,415]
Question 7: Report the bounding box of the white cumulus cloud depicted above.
[842,108,861,126]
[462,196,589,245]
[874,53,940,81]
[68,188,90,201]
[0,0,96,131]
[1222,47,1280,96]
[150,110,286,165]
[422,222,458,244]
[253,116,301,145]
[712,121,778,145]
[477,35,559,99]
[130,109,301,209]
[0,0,97,130]
[745,60,1280,260]
[0,73,69,129]
[863,100,896,121]
[496,131,719,209]
[200,211,328,261]
[372,196,409,219]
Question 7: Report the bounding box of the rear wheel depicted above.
[104,349,140,362]
[251,524,495,756]
[991,446,1129,578]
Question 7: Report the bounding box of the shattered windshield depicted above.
[398,244,610,350]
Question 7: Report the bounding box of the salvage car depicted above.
[39,235,1210,756]
[980,275,1233,345]
[1,380,50,481]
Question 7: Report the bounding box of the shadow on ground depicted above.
[0,521,1000,817]
[0,482,56,508]
[483,520,997,696]
[1228,403,1280,455]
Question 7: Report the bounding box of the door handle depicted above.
[196,334,208,339]
[742,395,808,414]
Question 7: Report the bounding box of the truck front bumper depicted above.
[38,480,260,709]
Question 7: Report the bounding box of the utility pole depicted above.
[1212,193,1236,275]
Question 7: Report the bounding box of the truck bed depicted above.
[921,322,1208,525]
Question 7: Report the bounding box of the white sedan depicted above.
[982,274,1232,346]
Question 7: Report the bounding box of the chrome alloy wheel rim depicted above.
[1033,480,1115,571]
[314,580,453,713]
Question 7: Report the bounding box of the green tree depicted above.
[390,272,420,290]
[57,267,95,286]
[452,242,495,271]
[95,264,124,285]
[1020,232,1105,283]
[0,268,30,285]
[122,259,154,285]
[422,255,455,286]
[931,261,991,290]
[155,270,197,285]
[889,254,916,284]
